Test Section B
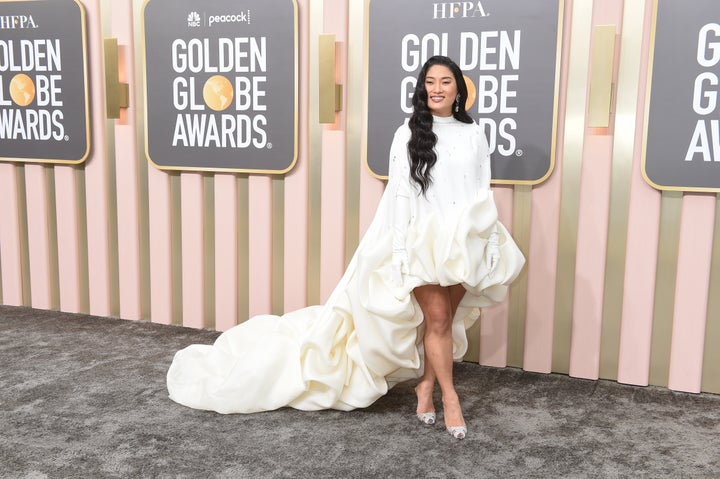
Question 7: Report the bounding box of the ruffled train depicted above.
[166,191,525,413]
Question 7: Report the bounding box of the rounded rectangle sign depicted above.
[365,0,563,183]
[143,0,298,173]
[643,0,720,192]
[0,0,90,164]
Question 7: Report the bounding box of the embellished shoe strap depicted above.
[416,412,436,425]
[446,425,467,439]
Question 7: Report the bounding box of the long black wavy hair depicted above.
[407,56,474,194]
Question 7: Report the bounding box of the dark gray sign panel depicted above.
[0,0,89,164]
[643,0,720,191]
[366,0,562,183]
[143,0,298,173]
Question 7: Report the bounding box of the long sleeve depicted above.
[475,128,499,273]
[477,128,492,192]
[387,128,413,254]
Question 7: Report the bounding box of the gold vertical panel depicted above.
[75,166,90,313]
[169,173,183,326]
[701,193,720,393]
[345,0,365,264]
[648,190,682,387]
[237,175,250,324]
[599,0,646,381]
[102,165,120,315]
[15,166,30,306]
[16,166,31,306]
[272,177,285,315]
[138,166,152,321]
[44,167,61,310]
[106,147,121,318]
[131,0,152,320]
[587,25,616,128]
[507,185,532,368]
[136,0,158,321]
[552,0,594,375]
[100,0,120,317]
[203,175,215,330]
[307,0,324,306]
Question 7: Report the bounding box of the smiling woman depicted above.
[424,64,458,117]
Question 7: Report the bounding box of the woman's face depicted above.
[424,64,458,117]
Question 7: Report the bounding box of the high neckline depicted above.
[432,114,456,124]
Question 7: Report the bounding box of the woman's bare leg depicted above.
[415,283,465,415]
[414,284,467,428]
[415,354,437,415]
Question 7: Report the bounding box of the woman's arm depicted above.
[388,127,412,286]
[477,127,499,275]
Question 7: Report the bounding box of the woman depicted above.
[392,55,498,439]
[167,56,524,440]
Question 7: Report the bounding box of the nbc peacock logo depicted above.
[187,11,201,27]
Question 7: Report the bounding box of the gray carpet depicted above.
[0,305,719,479]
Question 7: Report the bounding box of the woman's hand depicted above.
[486,231,500,277]
[392,249,409,286]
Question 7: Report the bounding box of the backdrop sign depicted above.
[143,0,298,173]
[366,0,562,182]
[0,0,89,164]
[644,0,720,191]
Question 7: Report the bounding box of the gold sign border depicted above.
[140,0,299,175]
[641,0,720,193]
[362,0,565,185]
[0,0,91,165]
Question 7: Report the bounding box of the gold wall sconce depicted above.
[319,34,343,123]
[104,38,129,119]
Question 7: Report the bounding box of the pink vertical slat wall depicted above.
[84,0,113,317]
[214,174,239,332]
[617,0,664,387]
[180,174,205,328]
[54,166,83,313]
[25,165,54,309]
[0,165,24,305]
[479,186,513,367]
[523,0,573,375]
[283,0,310,313]
[247,177,273,318]
[112,0,143,321]
[668,196,716,392]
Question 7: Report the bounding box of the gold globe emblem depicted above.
[9,73,35,107]
[203,75,234,111]
[463,74,476,112]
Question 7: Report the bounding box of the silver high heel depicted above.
[416,412,436,425]
[446,425,467,440]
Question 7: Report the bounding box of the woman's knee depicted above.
[423,306,452,334]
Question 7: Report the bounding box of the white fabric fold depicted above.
[167,117,526,414]
[167,192,524,413]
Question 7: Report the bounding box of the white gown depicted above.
[166,115,526,413]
